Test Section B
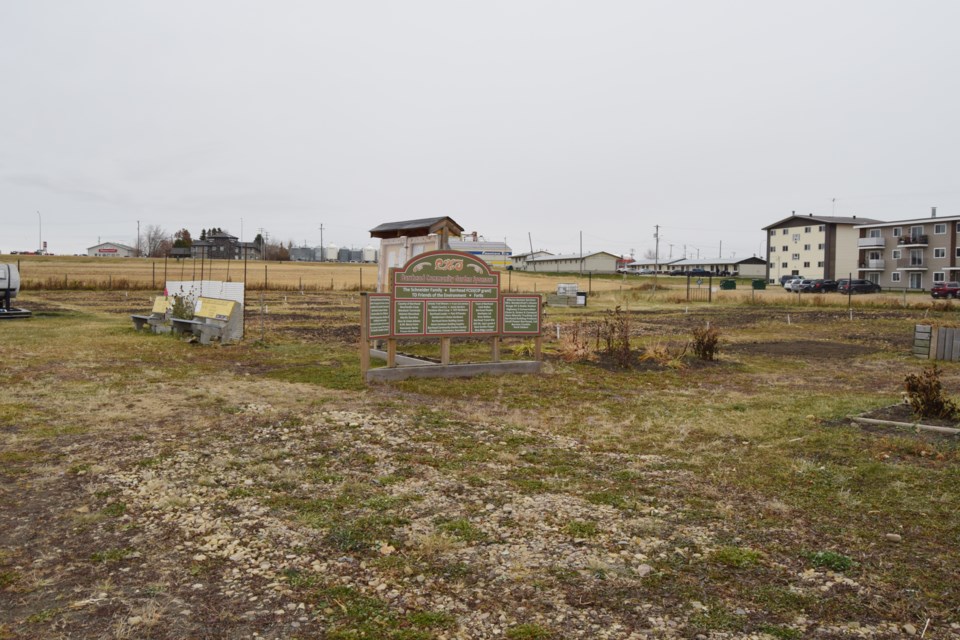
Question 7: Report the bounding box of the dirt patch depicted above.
[728,339,877,359]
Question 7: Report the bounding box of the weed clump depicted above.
[692,325,721,361]
[809,550,854,572]
[904,364,958,420]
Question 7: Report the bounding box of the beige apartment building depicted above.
[764,214,880,282]
[853,211,960,291]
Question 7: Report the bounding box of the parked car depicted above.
[779,274,803,286]
[800,279,838,293]
[638,268,655,274]
[838,279,881,294]
[783,276,804,291]
[793,279,818,292]
[686,268,712,277]
[931,281,960,299]
[669,269,686,276]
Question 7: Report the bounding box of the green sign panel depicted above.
[395,285,498,300]
[426,301,470,334]
[502,296,541,334]
[394,300,425,335]
[368,295,391,338]
[365,251,539,340]
[393,251,499,291]
[471,300,499,334]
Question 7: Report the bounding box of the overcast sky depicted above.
[2,1,959,260]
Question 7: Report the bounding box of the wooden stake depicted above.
[440,337,451,365]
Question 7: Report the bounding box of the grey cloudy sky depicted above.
[2,1,959,259]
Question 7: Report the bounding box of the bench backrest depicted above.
[194,297,238,322]
[151,296,172,314]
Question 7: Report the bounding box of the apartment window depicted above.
[910,225,924,236]
[792,253,800,260]
[803,244,811,250]
[868,228,882,238]
[935,248,946,258]
[782,245,788,252]
[782,229,788,235]
[817,261,824,268]
[910,273,923,289]
[868,251,881,261]
[803,261,810,268]
[770,230,777,237]
[935,223,947,235]
[956,222,960,233]
[804,226,811,233]
[892,249,902,259]
[892,272,901,283]
[818,225,825,231]
[956,247,960,258]
[910,248,923,266]
[792,234,801,243]
[893,227,902,237]
[818,243,825,250]
[781,262,788,268]
[768,262,774,268]
[934,272,946,283]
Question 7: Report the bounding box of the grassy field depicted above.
[2,268,959,639]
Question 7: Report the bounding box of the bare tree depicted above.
[643,248,658,260]
[143,225,171,257]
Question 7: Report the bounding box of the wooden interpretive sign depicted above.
[360,250,542,382]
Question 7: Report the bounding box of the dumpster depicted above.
[719,279,736,290]
[751,279,767,290]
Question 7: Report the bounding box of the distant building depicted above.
[764,213,881,282]
[290,247,316,262]
[510,251,553,271]
[627,256,767,278]
[88,242,136,258]
[524,251,621,274]
[191,231,261,260]
[449,233,512,269]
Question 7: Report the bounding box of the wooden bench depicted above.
[131,297,172,333]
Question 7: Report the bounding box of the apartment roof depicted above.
[854,215,960,229]
[763,214,882,230]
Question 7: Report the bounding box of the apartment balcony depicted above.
[896,258,928,271]
[897,235,929,247]
[858,237,885,248]
[858,259,885,271]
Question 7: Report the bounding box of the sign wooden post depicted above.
[359,250,542,382]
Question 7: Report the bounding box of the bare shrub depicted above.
[691,325,721,361]
[597,306,632,368]
[557,322,596,362]
[904,364,958,420]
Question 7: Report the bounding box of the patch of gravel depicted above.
[16,406,919,639]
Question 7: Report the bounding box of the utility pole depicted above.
[719,240,722,259]
[528,232,533,254]
[137,220,141,257]
[654,225,660,290]
[579,230,583,276]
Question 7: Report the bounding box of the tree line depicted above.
[139,226,292,260]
